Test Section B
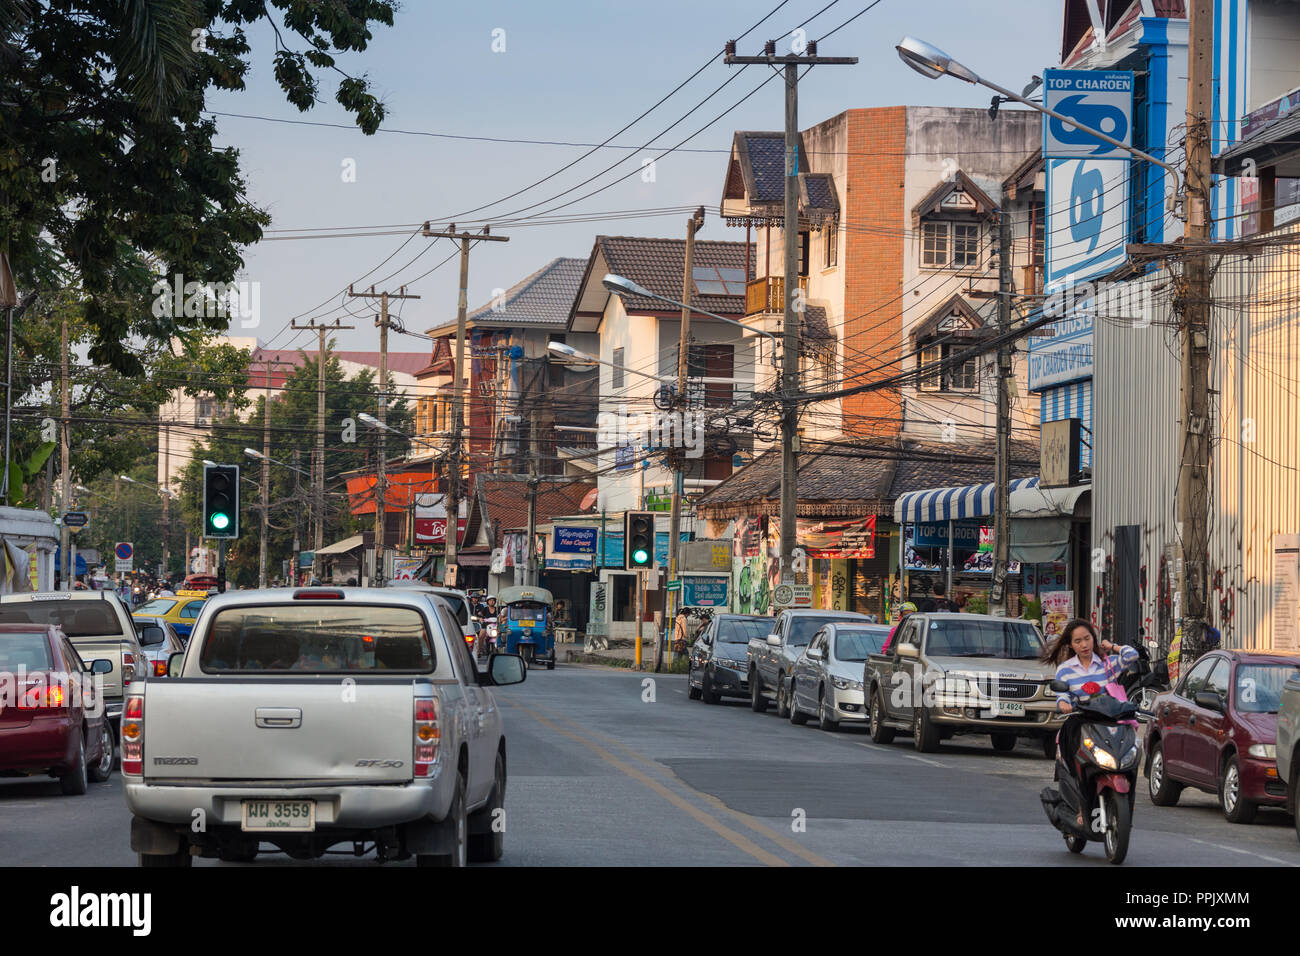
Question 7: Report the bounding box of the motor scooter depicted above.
[1040,670,1142,864]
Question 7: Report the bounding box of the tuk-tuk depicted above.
[497,585,555,670]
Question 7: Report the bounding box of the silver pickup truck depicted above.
[123,586,525,867]
[748,609,871,718]
[864,612,1066,755]
[1278,672,1300,843]
[0,590,143,735]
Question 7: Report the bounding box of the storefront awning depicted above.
[1008,482,1090,518]
[894,477,1040,524]
[315,534,365,557]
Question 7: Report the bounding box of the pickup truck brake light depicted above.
[414,697,439,777]
[294,589,344,600]
[152,659,168,677]
[122,651,136,686]
[121,695,144,774]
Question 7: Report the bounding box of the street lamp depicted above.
[894,36,1180,180]
[546,340,674,384]
[600,273,781,363]
[243,447,310,478]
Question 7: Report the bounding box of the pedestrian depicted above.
[672,606,691,655]
[919,580,958,613]
[881,602,918,655]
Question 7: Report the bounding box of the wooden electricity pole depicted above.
[292,318,354,554]
[1177,0,1215,663]
[419,224,508,585]
[724,42,856,587]
[347,285,419,586]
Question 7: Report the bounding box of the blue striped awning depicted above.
[894,477,1040,524]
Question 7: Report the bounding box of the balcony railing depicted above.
[745,275,808,316]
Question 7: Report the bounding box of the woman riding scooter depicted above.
[1044,619,1139,824]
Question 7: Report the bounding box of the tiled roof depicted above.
[742,131,788,203]
[594,235,754,316]
[467,257,586,327]
[249,348,427,390]
[478,474,596,547]
[694,438,1039,517]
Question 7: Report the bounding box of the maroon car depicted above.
[1144,649,1300,823]
[0,623,116,794]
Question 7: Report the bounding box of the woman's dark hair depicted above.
[1042,617,1098,666]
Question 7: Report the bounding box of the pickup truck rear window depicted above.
[0,601,121,637]
[199,604,435,673]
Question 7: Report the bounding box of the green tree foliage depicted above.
[176,346,410,586]
[8,291,251,507]
[0,0,397,371]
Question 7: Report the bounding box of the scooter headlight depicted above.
[1091,747,1118,770]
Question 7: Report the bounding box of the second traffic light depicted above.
[203,464,240,539]
[624,511,656,570]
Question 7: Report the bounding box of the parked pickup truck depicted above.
[1278,671,1300,843]
[863,612,1066,755]
[748,609,871,718]
[0,591,144,737]
[123,586,525,867]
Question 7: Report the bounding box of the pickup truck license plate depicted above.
[241,800,315,832]
[983,701,1025,718]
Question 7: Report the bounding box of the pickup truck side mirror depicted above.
[808,648,823,660]
[166,652,183,678]
[87,659,113,674]
[765,634,781,646]
[486,653,527,686]
[896,643,919,659]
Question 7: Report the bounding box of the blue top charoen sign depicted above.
[1028,310,1093,390]
[1043,70,1133,160]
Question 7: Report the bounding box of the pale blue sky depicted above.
[209,0,1062,354]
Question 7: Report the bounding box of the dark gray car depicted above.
[688,614,772,704]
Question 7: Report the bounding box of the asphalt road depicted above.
[3,664,1299,866]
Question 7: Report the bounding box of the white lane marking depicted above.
[1184,836,1297,867]
[899,752,949,768]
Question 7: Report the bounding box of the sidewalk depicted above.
[560,636,684,671]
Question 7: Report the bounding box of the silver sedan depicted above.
[788,622,892,731]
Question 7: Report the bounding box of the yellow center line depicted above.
[506,697,836,867]
[502,698,789,866]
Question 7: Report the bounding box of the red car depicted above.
[0,623,116,794]
[1144,648,1300,823]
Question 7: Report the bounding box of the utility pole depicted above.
[347,285,420,586]
[990,193,1015,615]
[291,318,354,555]
[421,224,508,586]
[252,356,290,588]
[60,312,70,590]
[667,207,706,645]
[161,418,170,578]
[1177,0,1214,664]
[724,41,856,586]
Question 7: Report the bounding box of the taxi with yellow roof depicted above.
[132,589,210,642]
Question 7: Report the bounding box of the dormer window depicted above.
[921,220,980,269]
[912,171,997,272]
[912,295,988,394]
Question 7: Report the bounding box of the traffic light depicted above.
[624,511,656,570]
[203,464,240,539]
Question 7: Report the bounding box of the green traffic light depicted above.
[632,548,649,564]
[210,512,230,531]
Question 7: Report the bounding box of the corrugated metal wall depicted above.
[1093,227,1300,651]
[1040,379,1094,468]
